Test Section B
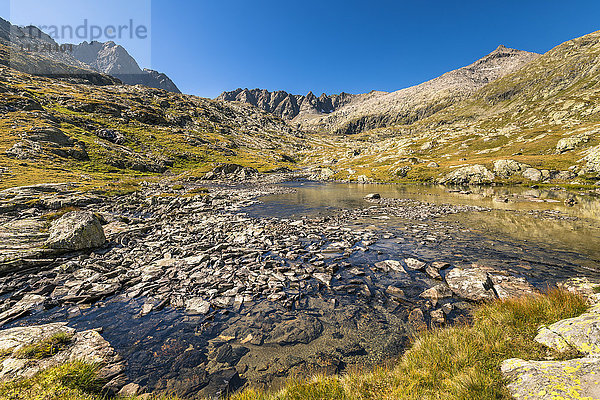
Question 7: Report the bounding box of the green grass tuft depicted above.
[15,332,73,360]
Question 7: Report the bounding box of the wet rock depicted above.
[425,266,442,280]
[439,164,495,185]
[445,267,496,302]
[501,357,600,400]
[0,294,46,326]
[364,193,381,200]
[535,304,600,355]
[408,308,427,332]
[266,315,323,345]
[45,211,106,251]
[420,284,453,302]
[404,258,426,271]
[118,383,141,397]
[374,260,406,273]
[185,298,211,315]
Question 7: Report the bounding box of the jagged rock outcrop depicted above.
[70,41,181,93]
[219,45,539,134]
[217,88,357,121]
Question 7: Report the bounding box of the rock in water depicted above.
[45,211,106,251]
[445,267,496,301]
[364,193,381,200]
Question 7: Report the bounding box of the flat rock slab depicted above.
[535,304,600,355]
[445,264,538,302]
[0,322,126,393]
[501,357,600,399]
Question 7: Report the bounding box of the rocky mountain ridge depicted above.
[0,17,180,93]
[216,88,366,120]
[219,45,540,135]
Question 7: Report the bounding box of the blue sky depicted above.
[2,0,600,97]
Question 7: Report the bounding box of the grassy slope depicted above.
[0,290,587,400]
[0,66,306,191]
[303,31,600,184]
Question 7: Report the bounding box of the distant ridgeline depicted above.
[0,17,180,93]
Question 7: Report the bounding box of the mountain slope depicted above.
[300,45,540,134]
[218,46,539,135]
[0,17,180,93]
[305,31,600,184]
[0,65,304,190]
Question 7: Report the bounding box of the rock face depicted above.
[69,41,181,93]
[219,46,539,135]
[439,165,495,185]
[45,211,106,251]
[502,303,600,400]
[0,17,179,92]
[0,323,126,393]
[203,164,259,181]
[216,89,357,121]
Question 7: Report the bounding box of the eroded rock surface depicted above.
[0,322,126,393]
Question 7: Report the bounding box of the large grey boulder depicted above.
[439,165,495,185]
[522,167,543,181]
[493,159,529,178]
[445,267,496,301]
[45,211,106,251]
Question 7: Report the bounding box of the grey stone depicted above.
[45,211,106,251]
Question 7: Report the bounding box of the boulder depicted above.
[45,211,106,251]
[445,265,538,302]
[557,277,600,305]
[522,167,543,182]
[493,159,529,178]
[535,304,600,355]
[439,165,495,185]
[445,267,496,301]
[404,258,426,271]
[556,134,590,153]
[502,357,600,400]
[364,193,381,200]
[419,284,453,301]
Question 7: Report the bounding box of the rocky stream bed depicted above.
[0,172,599,398]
